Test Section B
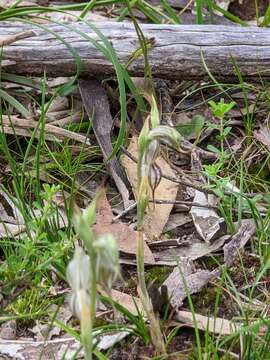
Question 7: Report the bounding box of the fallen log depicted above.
[1,21,270,80]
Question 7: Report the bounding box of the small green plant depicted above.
[66,192,120,360]
[207,98,235,162]
[136,93,181,355]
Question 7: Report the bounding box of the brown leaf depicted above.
[223,219,256,266]
[93,190,155,264]
[99,288,143,316]
[121,136,179,241]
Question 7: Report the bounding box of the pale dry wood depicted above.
[174,310,239,335]
[1,115,91,144]
[2,22,270,79]
[0,30,36,46]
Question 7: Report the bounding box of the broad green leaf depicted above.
[176,114,205,139]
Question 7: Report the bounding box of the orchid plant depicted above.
[136,92,182,355]
[66,193,119,360]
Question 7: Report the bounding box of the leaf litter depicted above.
[93,189,155,264]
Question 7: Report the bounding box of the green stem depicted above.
[80,291,92,360]
[89,257,97,358]
[136,228,166,354]
[80,0,96,18]
[83,231,97,359]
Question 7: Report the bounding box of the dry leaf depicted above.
[223,219,256,266]
[254,125,270,151]
[161,261,215,309]
[47,96,69,113]
[121,136,179,241]
[95,330,131,350]
[99,288,143,316]
[93,190,155,264]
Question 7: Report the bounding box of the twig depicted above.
[150,199,219,210]
[0,30,36,46]
[112,201,137,221]
[120,146,258,199]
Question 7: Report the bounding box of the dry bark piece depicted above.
[163,213,192,233]
[78,78,130,208]
[0,190,24,225]
[153,234,230,265]
[0,331,129,360]
[161,261,215,309]
[189,150,226,243]
[154,79,174,126]
[190,190,227,243]
[174,310,239,335]
[0,0,48,7]
[121,136,179,241]
[0,320,16,340]
[93,190,155,264]
[223,219,256,266]
[0,223,25,238]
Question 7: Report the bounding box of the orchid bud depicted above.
[66,247,91,319]
[94,234,119,290]
[144,139,159,165]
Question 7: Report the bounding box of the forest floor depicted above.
[0,1,270,359]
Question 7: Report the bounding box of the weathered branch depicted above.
[2,21,270,79]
